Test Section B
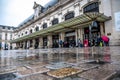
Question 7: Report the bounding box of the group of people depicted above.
[97,34,109,47]
[58,34,109,48]
[59,40,76,48]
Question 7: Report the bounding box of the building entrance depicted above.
[30,40,33,47]
[43,37,47,48]
[24,41,27,49]
[35,38,39,49]
[52,35,59,48]
[65,30,76,47]
[83,22,100,47]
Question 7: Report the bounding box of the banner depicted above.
[115,12,120,31]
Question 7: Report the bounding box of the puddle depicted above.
[108,71,120,80]
[86,60,110,65]
[0,73,16,80]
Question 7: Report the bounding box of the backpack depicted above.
[100,41,103,47]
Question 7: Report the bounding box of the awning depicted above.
[11,12,111,43]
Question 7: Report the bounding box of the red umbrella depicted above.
[102,35,109,42]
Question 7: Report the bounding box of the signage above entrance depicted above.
[65,32,75,37]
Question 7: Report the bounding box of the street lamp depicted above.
[89,21,98,47]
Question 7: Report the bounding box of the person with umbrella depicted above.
[101,34,109,46]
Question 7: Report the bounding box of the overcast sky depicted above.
[0,0,51,27]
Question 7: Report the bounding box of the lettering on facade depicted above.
[65,32,75,37]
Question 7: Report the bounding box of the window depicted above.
[25,31,27,34]
[35,26,39,31]
[8,27,10,30]
[43,23,47,29]
[52,18,59,25]
[65,12,74,20]
[30,29,33,33]
[2,26,5,29]
[83,2,99,13]
[10,34,12,40]
[5,33,7,40]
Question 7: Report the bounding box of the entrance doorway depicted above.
[65,30,76,47]
[83,22,100,47]
[30,40,33,47]
[43,37,47,48]
[52,35,59,48]
[24,41,27,49]
[35,38,39,49]
[83,27,90,47]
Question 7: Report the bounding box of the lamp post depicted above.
[89,25,92,47]
[89,21,98,47]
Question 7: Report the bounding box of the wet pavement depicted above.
[0,46,120,80]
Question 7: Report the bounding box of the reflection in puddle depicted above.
[0,73,16,80]
[0,47,119,80]
[108,71,120,80]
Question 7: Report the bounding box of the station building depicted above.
[11,0,120,49]
[0,25,15,50]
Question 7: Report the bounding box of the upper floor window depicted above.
[30,29,33,33]
[65,12,75,21]
[21,33,23,36]
[43,23,47,29]
[10,34,12,40]
[52,18,59,25]
[25,31,27,34]
[83,2,99,13]
[8,27,10,30]
[35,26,39,31]
[2,26,5,29]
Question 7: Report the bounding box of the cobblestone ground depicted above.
[0,46,120,80]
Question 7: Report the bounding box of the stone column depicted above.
[75,29,78,46]
[18,42,20,48]
[79,28,83,43]
[39,37,43,48]
[16,43,18,48]
[32,39,35,49]
[23,41,26,49]
[19,42,22,49]
[59,32,65,41]
[47,35,52,48]
[27,40,30,49]
[100,22,105,35]
[78,28,81,39]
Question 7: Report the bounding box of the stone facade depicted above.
[11,0,120,49]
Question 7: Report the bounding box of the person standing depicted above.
[84,39,88,47]
[97,35,102,47]
[78,39,82,47]
[59,40,63,48]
